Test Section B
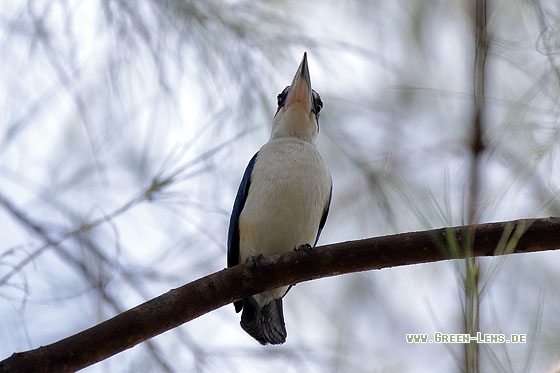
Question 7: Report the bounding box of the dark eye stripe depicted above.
[277,86,290,107]
[312,90,323,115]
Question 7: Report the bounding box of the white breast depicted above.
[238,137,331,304]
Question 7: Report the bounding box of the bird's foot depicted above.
[294,243,313,253]
[246,253,264,272]
[285,246,312,294]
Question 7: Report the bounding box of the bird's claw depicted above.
[246,253,264,272]
[294,243,313,253]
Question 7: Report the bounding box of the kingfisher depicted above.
[227,52,332,345]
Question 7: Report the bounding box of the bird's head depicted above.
[271,52,323,142]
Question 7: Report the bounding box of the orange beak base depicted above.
[284,52,313,112]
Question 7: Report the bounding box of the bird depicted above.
[227,52,332,345]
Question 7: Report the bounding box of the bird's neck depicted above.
[270,109,318,143]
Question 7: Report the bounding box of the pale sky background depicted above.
[2,1,560,372]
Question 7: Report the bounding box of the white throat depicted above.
[271,104,318,143]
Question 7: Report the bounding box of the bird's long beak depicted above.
[284,52,313,112]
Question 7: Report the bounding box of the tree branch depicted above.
[2,217,559,372]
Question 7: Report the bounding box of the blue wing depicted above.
[228,152,258,313]
[228,152,259,270]
[314,183,332,246]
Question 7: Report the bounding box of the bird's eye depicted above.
[277,86,290,107]
[312,90,323,115]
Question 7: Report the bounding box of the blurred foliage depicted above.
[1,0,560,372]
